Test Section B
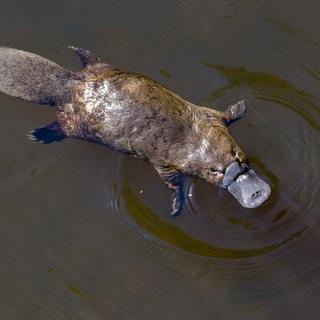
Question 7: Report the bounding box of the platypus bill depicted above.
[0,47,271,215]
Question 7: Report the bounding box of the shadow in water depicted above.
[122,182,308,259]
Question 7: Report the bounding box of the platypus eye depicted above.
[208,168,224,175]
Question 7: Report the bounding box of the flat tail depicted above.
[0,47,72,105]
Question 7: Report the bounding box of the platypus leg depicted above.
[69,46,101,67]
[224,99,247,126]
[154,165,186,216]
[28,121,65,144]
[168,179,186,216]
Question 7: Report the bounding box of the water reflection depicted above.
[301,65,320,82]
[122,182,308,259]
[202,63,320,129]
[267,17,320,47]
[1,0,320,317]
[104,61,320,319]
[113,65,319,258]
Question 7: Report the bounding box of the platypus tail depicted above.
[0,47,72,106]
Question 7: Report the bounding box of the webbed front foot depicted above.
[153,164,186,217]
[168,181,186,217]
[224,99,247,126]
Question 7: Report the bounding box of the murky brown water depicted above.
[0,0,320,319]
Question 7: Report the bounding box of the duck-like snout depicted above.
[222,162,271,208]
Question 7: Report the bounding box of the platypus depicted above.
[0,47,271,215]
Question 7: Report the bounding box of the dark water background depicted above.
[0,0,320,319]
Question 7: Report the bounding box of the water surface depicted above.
[0,0,320,319]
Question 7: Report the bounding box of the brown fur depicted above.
[61,68,246,184]
[0,47,247,215]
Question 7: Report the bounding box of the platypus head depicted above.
[188,124,271,208]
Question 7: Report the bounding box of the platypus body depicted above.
[0,47,271,215]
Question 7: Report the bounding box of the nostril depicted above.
[251,190,261,198]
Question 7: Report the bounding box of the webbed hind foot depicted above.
[28,121,65,144]
[69,46,101,67]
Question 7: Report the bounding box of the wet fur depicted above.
[63,69,245,173]
[0,47,247,215]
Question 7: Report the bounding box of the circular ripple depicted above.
[106,68,319,260]
[100,65,320,319]
[101,67,320,301]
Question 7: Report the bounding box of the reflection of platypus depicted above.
[0,47,271,215]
